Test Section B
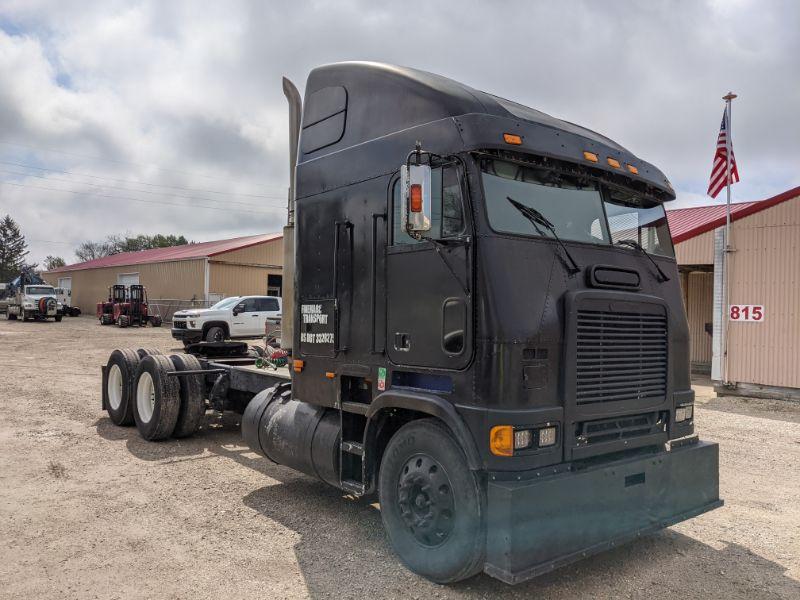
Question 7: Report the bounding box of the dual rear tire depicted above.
[104,348,205,439]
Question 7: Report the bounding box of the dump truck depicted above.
[101,62,721,584]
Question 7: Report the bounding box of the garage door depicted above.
[117,273,140,287]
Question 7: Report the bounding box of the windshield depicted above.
[603,190,674,257]
[480,158,674,257]
[211,296,240,310]
[26,286,55,295]
[481,159,609,244]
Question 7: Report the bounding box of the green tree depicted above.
[0,215,29,282]
[44,256,66,270]
[75,233,190,262]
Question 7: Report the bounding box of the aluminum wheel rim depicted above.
[107,364,124,410]
[136,371,156,423]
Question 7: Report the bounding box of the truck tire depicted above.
[101,313,113,325]
[150,316,163,327]
[378,418,486,584]
[54,315,63,322]
[169,354,205,438]
[133,355,180,441]
[105,348,141,425]
[117,315,129,328]
[136,348,162,358]
[6,311,15,320]
[205,326,225,342]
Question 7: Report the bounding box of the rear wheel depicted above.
[205,326,225,342]
[378,419,486,584]
[54,315,62,322]
[104,348,141,425]
[6,311,16,320]
[133,355,180,441]
[150,316,163,327]
[169,354,205,438]
[136,348,162,358]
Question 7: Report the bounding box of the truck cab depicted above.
[7,284,62,321]
[103,62,721,585]
[272,63,720,583]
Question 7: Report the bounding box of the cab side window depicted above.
[242,298,259,312]
[392,165,465,245]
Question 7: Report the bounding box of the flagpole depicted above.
[722,91,737,385]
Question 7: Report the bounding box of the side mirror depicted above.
[401,164,432,237]
[233,304,244,316]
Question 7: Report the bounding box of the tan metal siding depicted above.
[727,194,800,388]
[675,229,714,265]
[43,259,206,314]
[685,272,713,365]
[208,263,281,297]
[213,239,282,267]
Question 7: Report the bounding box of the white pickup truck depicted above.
[171,295,281,346]
[6,284,63,322]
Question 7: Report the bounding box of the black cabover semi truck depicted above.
[101,62,721,585]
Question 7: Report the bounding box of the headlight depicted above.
[537,426,557,447]
[675,404,694,423]
[491,424,559,456]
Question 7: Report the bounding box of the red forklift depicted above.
[96,284,162,327]
[97,285,127,325]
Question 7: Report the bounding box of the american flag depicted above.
[707,109,740,198]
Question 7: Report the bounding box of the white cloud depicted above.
[0,0,797,263]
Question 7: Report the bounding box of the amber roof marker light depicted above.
[626,164,639,175]
[607,157,621,169]
[503,133,523,145]
[583,151,599,163]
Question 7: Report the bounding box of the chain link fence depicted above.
[147,299,216,322]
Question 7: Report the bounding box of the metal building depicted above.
[668,186,800,398]
[42,233,283,317]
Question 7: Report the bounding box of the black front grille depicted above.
[576,411,667,446]
[576,309,667,405]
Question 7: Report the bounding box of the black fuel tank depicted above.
[242,386,341,488]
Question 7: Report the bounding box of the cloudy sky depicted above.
[0,0,797,265]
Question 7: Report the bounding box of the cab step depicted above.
[341,479,365,496]
[341,440,364,456]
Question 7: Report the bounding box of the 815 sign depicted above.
[729,304,764,322]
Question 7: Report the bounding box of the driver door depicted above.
[386,164,472,369]
[230,297,258,336]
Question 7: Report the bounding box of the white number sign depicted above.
[729,305,764,322]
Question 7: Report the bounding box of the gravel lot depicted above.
[1,316,798,599]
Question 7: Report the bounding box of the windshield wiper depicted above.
[615,239,670,282]
[506,196,580,274]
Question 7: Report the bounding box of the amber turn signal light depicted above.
[409,183,423,213]
[626,164,638,175]
[607,157,621,169]
[583,151,599,163]
[490,425,514,457]
[293,359,305,373]
[503,133,523,145]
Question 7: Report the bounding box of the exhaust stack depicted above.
[281,77,302,351]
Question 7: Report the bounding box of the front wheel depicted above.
[54,315,62,322]
[204,326,225,342]
[378,419,485,584]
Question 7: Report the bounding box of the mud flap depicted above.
[484,440,722,584]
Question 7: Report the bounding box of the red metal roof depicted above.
[667,186,800,244]
[47,232,282,273]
